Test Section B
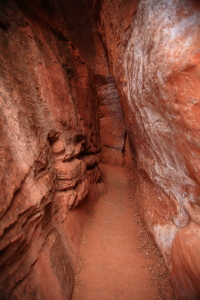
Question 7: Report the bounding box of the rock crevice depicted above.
[97,0,200,298]
[1,0,200,299]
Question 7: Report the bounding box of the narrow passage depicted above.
[72,164,174,300]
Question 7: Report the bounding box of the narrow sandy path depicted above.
[72,164,174,300]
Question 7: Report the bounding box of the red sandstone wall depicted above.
[59,0,127,166]
[98,0,200,298]
[1,0,200,298]
[0,1,104,298]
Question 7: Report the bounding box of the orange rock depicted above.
[99,0,200,297]
[171,222,200,300]
[0,1,102,298]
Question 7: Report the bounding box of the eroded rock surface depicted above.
[61,0,127,166]
[0,1,104,298]
[98,0,200,298]
[1,0,200,299]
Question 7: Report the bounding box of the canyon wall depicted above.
[58,0,127,166]
[0,1,104,298]
[1,0,200,299]
[98,0,200,299]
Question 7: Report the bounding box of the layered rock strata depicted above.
[1,0,200,299]
[60,0,127,166]
[0,1,103,298]
[98,0,200,298]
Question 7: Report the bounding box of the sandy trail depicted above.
[72,164,174,300]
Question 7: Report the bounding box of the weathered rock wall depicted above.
[2,0,200,298]
[0,1,104,298]
[98,0,200,298]
[59,0,127,166]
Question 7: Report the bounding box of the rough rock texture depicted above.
[0,1,104,298]
[98,76,126,165]
[1,0,200,299]
[60,0,127,166]
[98,0,200,298]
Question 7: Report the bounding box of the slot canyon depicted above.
[0,0,200,299]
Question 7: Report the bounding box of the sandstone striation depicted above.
[98,0,200,298]
[61,0,127,166]
[0,1,103,298]
[1,0,200,299]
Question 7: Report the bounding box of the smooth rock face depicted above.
[99,0,200,298]
[0,1,103,298]
[171,221,200,300]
